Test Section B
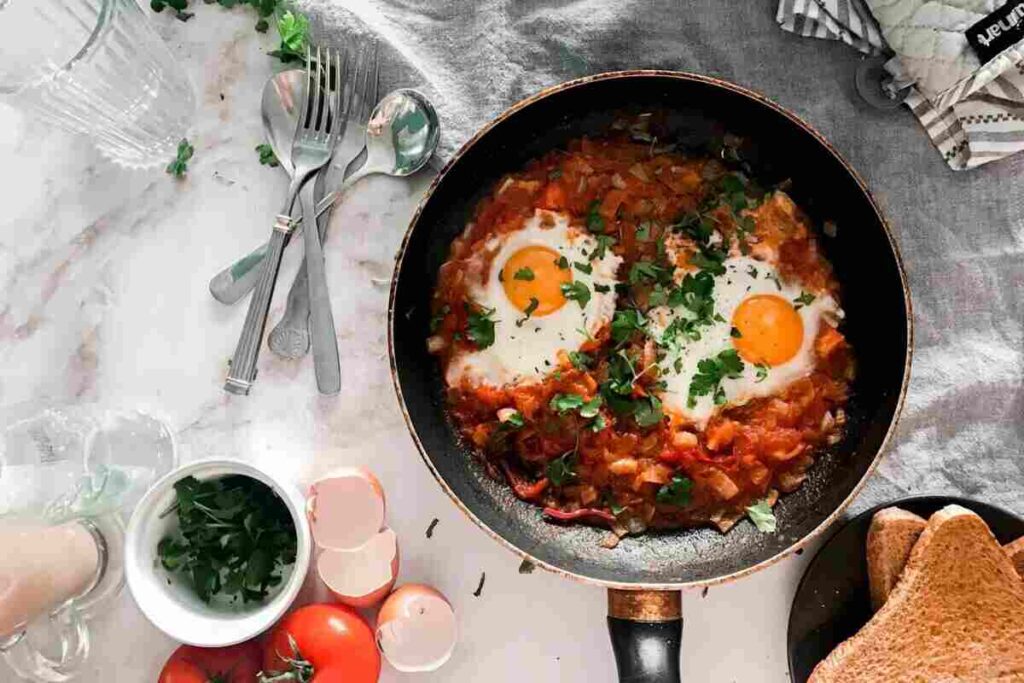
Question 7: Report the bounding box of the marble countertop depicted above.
[2,5,1022,682]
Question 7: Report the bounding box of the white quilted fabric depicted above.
[866,0,1024,108]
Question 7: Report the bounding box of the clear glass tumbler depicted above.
[0,0,196,168]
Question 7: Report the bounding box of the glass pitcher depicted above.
[0,404,176,681]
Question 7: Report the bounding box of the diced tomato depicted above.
[539,181,568,210]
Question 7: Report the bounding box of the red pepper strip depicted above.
[542,507,615,526]
[500,462,549,501]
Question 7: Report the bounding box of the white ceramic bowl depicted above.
[125,459,311,647]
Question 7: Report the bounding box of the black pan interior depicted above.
[390,73,910,586]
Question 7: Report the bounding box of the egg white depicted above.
[649,255,843,427]
[446,210,622,388]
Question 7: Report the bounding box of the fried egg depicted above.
[649,255,842,426]
[446,210,622,387]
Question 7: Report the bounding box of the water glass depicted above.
[0,0,196,168]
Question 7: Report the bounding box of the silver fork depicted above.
[268,43,379,360]
[225,46,347,396]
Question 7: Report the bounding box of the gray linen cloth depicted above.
[298,0,1024,515]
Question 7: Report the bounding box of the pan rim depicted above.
[387,69,914,590]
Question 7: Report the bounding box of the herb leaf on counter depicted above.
[256,143,279,167]
[165,139,194,178]
[157,474,296,605]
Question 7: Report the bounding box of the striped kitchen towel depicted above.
[776,0,1024,169]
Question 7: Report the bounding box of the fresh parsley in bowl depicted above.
[157,474,297,606]
[126,460,311,647]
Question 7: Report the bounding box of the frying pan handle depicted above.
[607,589,682,683]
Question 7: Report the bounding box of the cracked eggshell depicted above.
[317,528,399,609]
[306,467,385,551]
[376,584,457,673]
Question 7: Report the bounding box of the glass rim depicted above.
[0,0,116,95]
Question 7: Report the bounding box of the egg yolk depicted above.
[500,246,572,316]
[731,294,804,366]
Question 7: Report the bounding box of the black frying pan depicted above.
[388,71,912,682]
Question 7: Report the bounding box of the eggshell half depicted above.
[307,468,385,551]
[317,528,399,608]
[376,584,457,673]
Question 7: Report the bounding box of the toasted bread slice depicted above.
[866,507,927,611]
[1007,537,1024,578]
[809,505,1024,682]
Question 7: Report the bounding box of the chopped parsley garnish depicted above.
[568,351,592,369]
[504,411,525,428]
[516,297,540,327]
[610,308,646,344]
[600,351,640,413]
[573,261,593,275]
[656,476,693,507]
[688,348,745,408]
[689,248,727,276]
[767,273,782,290]
[548,168,563,179]
[555,255,570,269]
[549,393,603,426]
[629,260,665,284]
[648,284,668,307]
[794,291,815,309]
[255,143,278,167]
[550,393,586,413]
[586,200,605,232]
[166,139,194,178]
[429,304,451,333]
[633,395,664,428]
[730,326,742,338]
[746,265,759,279]
[636,221,653,241]
[755,363,769,382]
[466,306,497,349]
[589,234,617,261]
[560,281,591,308]
[513,267,535,281]
[594,283,611,293]
[605,492,625,515]
[546,453,576,487]
[746,498,777,532]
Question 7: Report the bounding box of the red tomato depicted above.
[158,642,261,683]
[262,604,380,683]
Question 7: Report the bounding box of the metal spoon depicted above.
[267,88,440,359]
[208,70,335,305]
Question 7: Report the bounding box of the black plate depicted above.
[787,495,1024,682]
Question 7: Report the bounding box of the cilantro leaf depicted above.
[579,396,603,419]
[629,260,665,284]
[656,476,693,507]
[589,234,617,261]
[755,363,768,382]
[633,395,664,428]
[555,255,570,269]
[513,267,535,281]
[268,10,310,64]
[794,291,815,309]
[746,499,777,532]
[586,200,605,232]
[573,261,593,275]
[550,394,585,413]
[466,306,497,349]
[560,281,591,308]
[568,351,592,369]
[594,283,611,293]
[166,139,194,178]
[689,248,726,275]
[546,453,576,487]
[255,143,278,167]
[688,348,745,408]
[610,308,646,344]
[515,297,539,327]
[504,411,525,428]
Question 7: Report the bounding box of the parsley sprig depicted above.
[688,348,745,407]
[166,139,194,178]
[656,475,693,507]
[466,305,497,348]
